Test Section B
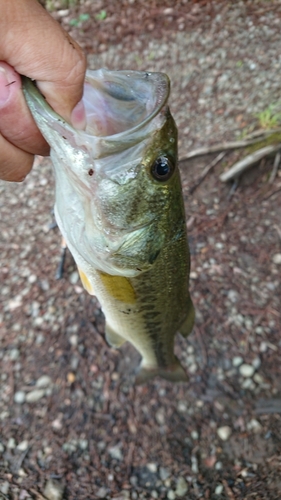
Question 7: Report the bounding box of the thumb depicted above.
[0,0,86,125]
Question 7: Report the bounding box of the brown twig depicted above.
[263,184,281,200]
[29,488,47,500]
[189,152,226,194]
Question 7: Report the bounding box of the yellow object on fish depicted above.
[23,69,195,383]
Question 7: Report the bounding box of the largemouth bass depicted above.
[23,69,195,383]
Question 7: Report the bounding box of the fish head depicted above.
[23,70,184,277]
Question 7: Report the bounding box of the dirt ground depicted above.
[1,1,281,499]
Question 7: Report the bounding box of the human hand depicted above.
[0,0,86,182]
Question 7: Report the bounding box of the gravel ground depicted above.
[1,1,281,499]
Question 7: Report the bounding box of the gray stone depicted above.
[239,364,255,378]
[9,348,20,360]
[175,477,188,497]
[78,439,88,450]
[14,390,26,404]
[109,445,123,461]
[272,253,281,264]
[217,426,232,441]
[17,440,29,451]
[96,487,108,498]
[26,389,45,403]
[159,467,170,481]
[0,482,9,495]
[43,479,64,500]
[232,356,243,367]
[7,437,16,449]
[167,490,176,500]
[36,375,52,388]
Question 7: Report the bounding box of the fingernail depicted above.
[71,99,86,130]
[0,66,11,106]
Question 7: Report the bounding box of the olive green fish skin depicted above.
[22,70,195,383]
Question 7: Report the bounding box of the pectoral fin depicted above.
[105,323,126,348]
[78,268,95,295]
[179,297,195,338]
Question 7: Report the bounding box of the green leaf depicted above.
[79,13,90,22]
[95,9,107,21]
[69,18,79,26]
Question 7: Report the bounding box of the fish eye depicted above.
[151,156,175,182]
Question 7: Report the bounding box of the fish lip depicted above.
[22,70,170,140]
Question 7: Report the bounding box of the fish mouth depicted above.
[22,70,170,156]
[83,70,170,138]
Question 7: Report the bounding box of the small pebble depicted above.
[217,426,232,441]
[239,364,255,378]
[188,363,198,374]
[253,373,264,384]
[252,357,261,370]
[9,348,20,360]
[17,440,29,451]
[69,271,79,284]
[36,333,45,344]
[215,461,223,470]
[14,390,26,404]
[7,437,16,449]
[109,445,123,461]
[147,462,158,473]
[36,375,52,388]
[191,430,199,440]
[232,356,243,367]
[159,467,170,481]
[0,481,9,495]
[167,490,176,500]
[175,476,188,497]
[69,334,78,346]
[177,401,187,413]
[96,487,108,498]
[272,253,281,264]
[26,389,45,403]
[43,479,64,500]
[155,408,166,425]
[215,484,224,495]
[260,341,268,352]
[78,439,88,450]
[241,378,255,390]
[246,419,262,433]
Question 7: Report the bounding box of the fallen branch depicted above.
[269,151,281,183]
[179,128,281,161]
[219,144,281,182]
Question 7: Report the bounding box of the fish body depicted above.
[23,69,194,383]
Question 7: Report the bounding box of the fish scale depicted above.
[23,69,195,383]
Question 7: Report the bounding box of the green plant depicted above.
[69,12,90,26]
[95,9,107,21]
[256,103,281,129]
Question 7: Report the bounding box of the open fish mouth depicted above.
[23,70,171,159]
[83,70,170,138]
